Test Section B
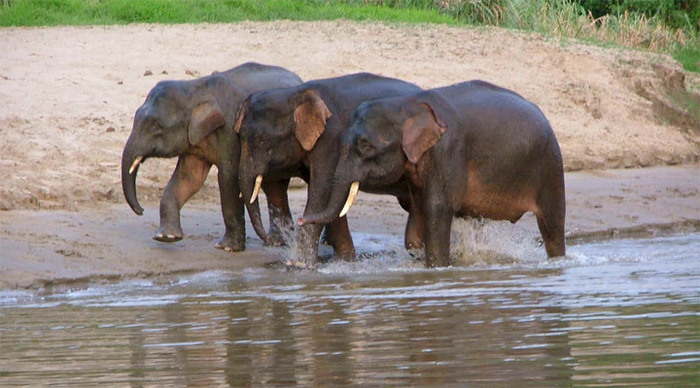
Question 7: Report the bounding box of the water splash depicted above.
[265,227,423,274]
[266,217,549,272]
[319,233,425,275]
[351,218,548,270]
[262,216,697,274]
[450,218,546,266]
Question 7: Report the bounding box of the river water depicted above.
[1,228,698,386]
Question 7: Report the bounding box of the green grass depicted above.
[1,0,698,72]
[0,0,456,26]
[673,46,700,73]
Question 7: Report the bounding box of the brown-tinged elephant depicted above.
[121,62,303,251]
[300,80,566,267]
[234,73,422,267]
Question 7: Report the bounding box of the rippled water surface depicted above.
[1,232,698,386]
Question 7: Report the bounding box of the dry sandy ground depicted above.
[0,21,699,290]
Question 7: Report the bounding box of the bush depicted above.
[576,0,699,32]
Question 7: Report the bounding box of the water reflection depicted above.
[1,233,698,386]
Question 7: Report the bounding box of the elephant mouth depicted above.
[128,156,145,174]
[298,181,360,227]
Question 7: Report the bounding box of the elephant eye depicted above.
[149,119,164,135]
[256,136,269,149]
[356,137,375,157]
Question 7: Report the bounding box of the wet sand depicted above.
[1,165,697,290]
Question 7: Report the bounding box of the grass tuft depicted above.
[673,46,700,73]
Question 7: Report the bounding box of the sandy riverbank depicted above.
[0,21,698,290]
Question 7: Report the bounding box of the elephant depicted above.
[299,80,566,267]
[121,62,303,251]
[234,73,422,267]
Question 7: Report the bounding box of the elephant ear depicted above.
[401,102,447,164]
[233,97,249,134]
[293,89,332,151]
[188,100,225,145]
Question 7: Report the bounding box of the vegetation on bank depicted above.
[1,0,698,72]
[0,0,458,26]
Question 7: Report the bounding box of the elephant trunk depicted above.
[299,178,358,226]
[245,193,268,243]
[121,138,145,215]
[239,163,268,242]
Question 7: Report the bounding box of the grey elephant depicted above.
[121,62,303,251]
[300,81,566,267]
[234,73,423,266]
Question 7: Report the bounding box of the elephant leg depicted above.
[320,227,332,246]
[397,195,411,212]
[403,191,424,250]
[296,161,355,267]
[296,223,323,268]
[297,177,333,268]
[156,155,212,242]
[328,216,355,260]
[262,178,293,246]
[216,160,246,252]
[536,185,566,258]
[423,194,454,268]
[405,211,425,251]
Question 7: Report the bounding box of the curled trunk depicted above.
[121,141,144,215]
[299,178,353,226]
[246,196,268,242]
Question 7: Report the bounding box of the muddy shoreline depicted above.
[1,165,697,290]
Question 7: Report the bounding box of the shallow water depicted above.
[1,231,698,386]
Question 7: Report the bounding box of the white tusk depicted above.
[339,181,360,218]
[250,174,263,204]
[129,156,144,174]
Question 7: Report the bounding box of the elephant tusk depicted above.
[129,156,144,175]
[339,181,360,218]
[250,174,263,204]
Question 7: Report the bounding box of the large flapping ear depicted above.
[188,100,225,145]
[401,102,447,164]
[293,89,332,151]
[233,97,249,134]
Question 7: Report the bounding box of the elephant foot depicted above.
[282,251,319,270]
[215,234,245,252]
[153,227,183,243]
[282,260,308,270]
[406,248,425,262]
[334,248,356,262]
[264,231,287,247]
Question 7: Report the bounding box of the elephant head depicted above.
[234,87,332,225]
[121,80,226,215]
[299,97,446,226]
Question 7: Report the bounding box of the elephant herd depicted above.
[121,62,566,268]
